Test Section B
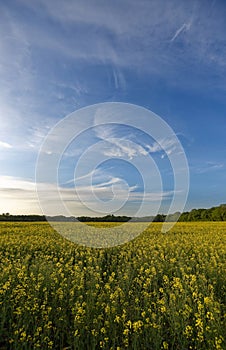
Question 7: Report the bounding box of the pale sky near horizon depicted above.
[0,0,226,216]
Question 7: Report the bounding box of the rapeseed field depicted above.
[0,222,225,349]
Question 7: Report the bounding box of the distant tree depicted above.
[166,212,181,222]
[153,214,165,222]
[188,209,202,221]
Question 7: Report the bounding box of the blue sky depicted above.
[0,0,226,216]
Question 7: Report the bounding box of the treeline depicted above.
[178,204,226,221]
[78,215,130,222]
[0,214,130,222]
[1,204,226,222]
[0,213,47,222]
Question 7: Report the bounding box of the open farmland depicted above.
[0,222,225,350]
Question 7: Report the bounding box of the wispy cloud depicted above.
[0,176,36,191]
[146,138,178,155]
[0,175,173,215]
[0,176,39,214]
[103,139,148,160]
[0,141,12,149]
[4,0,226,80]
[95,124,181,161]
[0,0,225,153]
[128,190,175,202]
[95,124,148,160]
[193,161,224,174]
[170,22,192,42]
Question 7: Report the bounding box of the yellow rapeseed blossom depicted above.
[0,221,225,349]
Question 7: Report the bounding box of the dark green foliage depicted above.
[178,204,226,222]
[1,204,226,222]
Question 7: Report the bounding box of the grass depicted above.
[0,221,225,349]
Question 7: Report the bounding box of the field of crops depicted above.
[0,222,225,350]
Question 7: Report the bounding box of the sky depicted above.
[0,0,226,216]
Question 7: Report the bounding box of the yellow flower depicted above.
[100,327,106,334]
[126,320,132,329]
[133,320,143,332]
[184,325,193,338]
[163,341,169,349]
[114,315,120,323]
[123,328,129,336]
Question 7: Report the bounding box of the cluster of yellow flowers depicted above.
[0,221,225,349]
